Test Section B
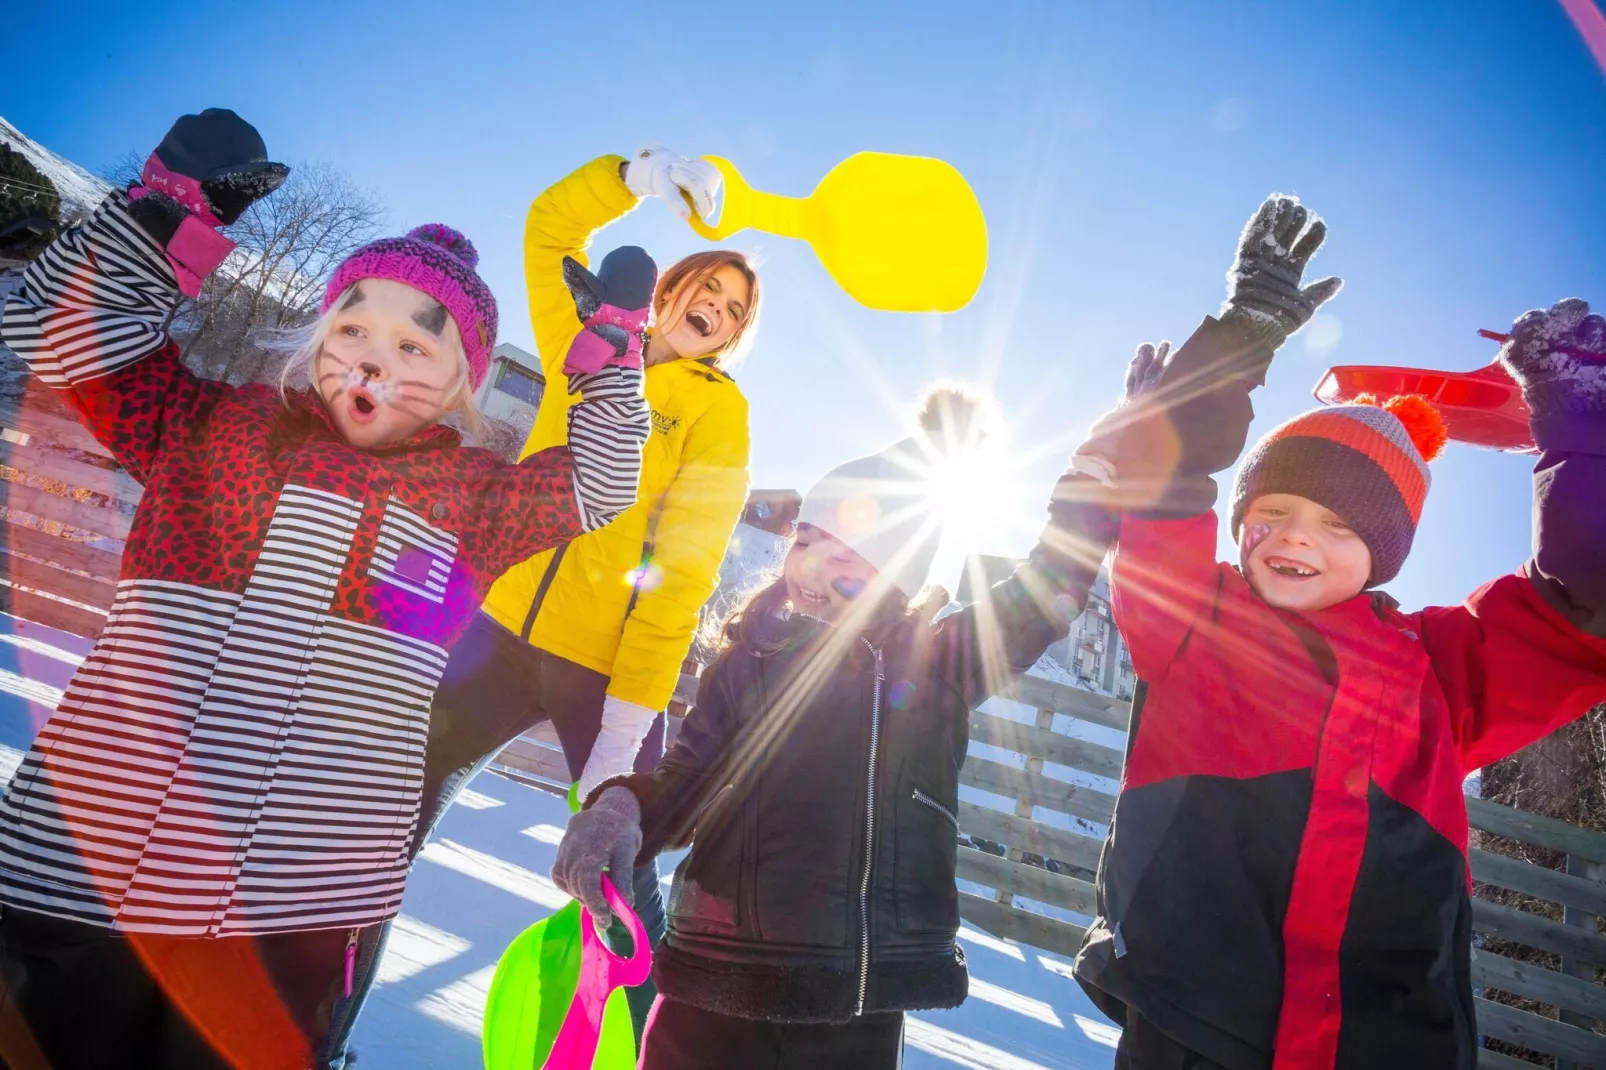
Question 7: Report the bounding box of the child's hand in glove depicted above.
[624,144,721,223]
[561,246,658,376]
[552,786,643,925]
[128,109,288,295]
[1221,194,1343,365]
[1499,297,1606,452]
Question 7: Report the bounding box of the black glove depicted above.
[146,108,288,224]
[1221,194,1343,362]
[129,109,288,246]
[1498,297,1606,453]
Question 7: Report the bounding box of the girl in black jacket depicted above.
[553,421,1117,1069]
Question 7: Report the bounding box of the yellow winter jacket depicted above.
[481,155,751,711]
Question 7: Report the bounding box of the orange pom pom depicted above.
[1382,394,1447,461]
[1351,392,1447,460]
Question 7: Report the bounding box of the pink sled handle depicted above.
[542,879,653,1069]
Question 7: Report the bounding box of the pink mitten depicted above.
[561,246,657,377]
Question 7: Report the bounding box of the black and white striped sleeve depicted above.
[566,365,650,532]
[1,194,180,389]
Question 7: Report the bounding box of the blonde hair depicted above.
[654,250,762,372]
[274,284,487,441]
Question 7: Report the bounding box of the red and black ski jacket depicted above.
[1072,331,1606,1068]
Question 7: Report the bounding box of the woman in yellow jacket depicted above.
[326,146,757,1065]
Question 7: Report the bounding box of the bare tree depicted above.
[102,154,386,384]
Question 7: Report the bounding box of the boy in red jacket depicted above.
[1070,196,1606,1070]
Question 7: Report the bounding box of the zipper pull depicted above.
[343,928,358,998]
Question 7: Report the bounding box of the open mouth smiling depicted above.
[1264,554,1320,578]
[685,310,714,338]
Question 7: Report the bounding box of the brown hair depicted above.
[655,250,762,371]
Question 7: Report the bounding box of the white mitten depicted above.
[577,696,659,801]
[623,144,721,223]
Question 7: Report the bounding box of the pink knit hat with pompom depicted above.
[323,223,498,389]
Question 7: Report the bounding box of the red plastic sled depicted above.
[1313,331,1536,454]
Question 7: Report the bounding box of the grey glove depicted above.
[551,786,643,925]
[1221,194,1344,359]
[1498,297,1606,453]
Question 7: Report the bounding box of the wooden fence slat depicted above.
[960,756,1116,826]
[1472,849,1606,918]
[496,736,571,786]
[0,481,131,540]
[0,520,122,582]
[1478,1050,1553,1070]
[957,801,1104,873]
[1473,947,1606,1023]
[1472,899,1606,972]
[1474,996,1606,1066]
[968,709,1124,781]
[957,891,1086,959]
[0,549,117,611]
[956,844,1095,915]
[0,401,114,459]
[0,440,140,503]
[0,582,106,640]
[1470,796,1606,869]
[1009,674,1130,732]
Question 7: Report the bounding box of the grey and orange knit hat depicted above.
[1229,395,1448,585]
[323,224,498,389]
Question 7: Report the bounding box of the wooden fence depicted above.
[2,367,1605,1066]
[500,666,1606,1069]
[0,388,133,640]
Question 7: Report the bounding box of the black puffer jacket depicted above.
[605,469,1116,1023]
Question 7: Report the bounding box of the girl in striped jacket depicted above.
[0,110,648,1069]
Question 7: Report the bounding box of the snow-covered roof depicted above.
[0,116,113,222]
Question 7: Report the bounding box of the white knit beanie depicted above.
[795,437,942,599]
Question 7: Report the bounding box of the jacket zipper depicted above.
[855,639,884,1017]
[912,788,960,832]
[519,542,570,640]
[343,927,359,997]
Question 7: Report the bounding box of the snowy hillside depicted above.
[0,115,113,221]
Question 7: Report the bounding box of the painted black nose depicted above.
[359,361,382,379]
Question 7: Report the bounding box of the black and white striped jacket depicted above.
[0,194,647,936]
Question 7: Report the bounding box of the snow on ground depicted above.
[0,612,1118,1069]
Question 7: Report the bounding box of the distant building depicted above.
[958,553,1135,700]
[740,489,801,537]
[474,343,545,429]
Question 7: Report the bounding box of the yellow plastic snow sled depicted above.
[685,153,988,313]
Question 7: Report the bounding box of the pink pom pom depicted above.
[406,223,479,269]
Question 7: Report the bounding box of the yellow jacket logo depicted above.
[651,410,683,436]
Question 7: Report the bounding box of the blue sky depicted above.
[5,0,1604,609]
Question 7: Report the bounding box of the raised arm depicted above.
[1079,195,1343,674]
[0,110,284,481]
[1426,298,1606,770]
[524,155,640,378]
[467,364,650,577]
[930,469,1119,710]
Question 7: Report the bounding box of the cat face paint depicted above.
[318,278,465,450]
